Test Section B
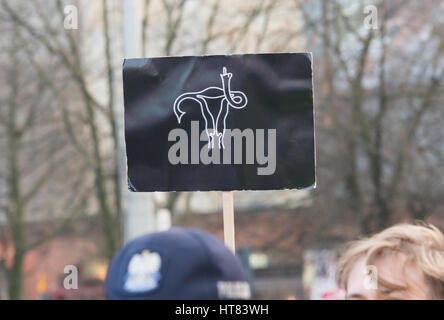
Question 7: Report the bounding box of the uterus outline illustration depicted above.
[173,66,248,149]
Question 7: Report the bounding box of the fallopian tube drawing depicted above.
[173,67,248,149]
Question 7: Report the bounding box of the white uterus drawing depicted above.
[173,67,248,149]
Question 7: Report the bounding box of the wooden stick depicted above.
[222,191,235,253]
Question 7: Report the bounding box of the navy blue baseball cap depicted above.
[105,227,251,299]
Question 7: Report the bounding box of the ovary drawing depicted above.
[173,67,248,149]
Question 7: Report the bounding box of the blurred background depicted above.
[0,0,443,299]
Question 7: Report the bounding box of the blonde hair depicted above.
[336,222,444,298]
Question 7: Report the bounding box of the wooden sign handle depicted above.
[222,191,236,253]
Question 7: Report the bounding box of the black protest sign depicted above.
[123,53,315,192]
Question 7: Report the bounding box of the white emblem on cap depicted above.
[124,250,162,293]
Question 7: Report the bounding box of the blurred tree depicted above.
[302,0,444,233]
[0,8,88,299]
[1,0,123,259]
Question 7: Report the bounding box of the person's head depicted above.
[336,222,444,300]
[105,227,251,300]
